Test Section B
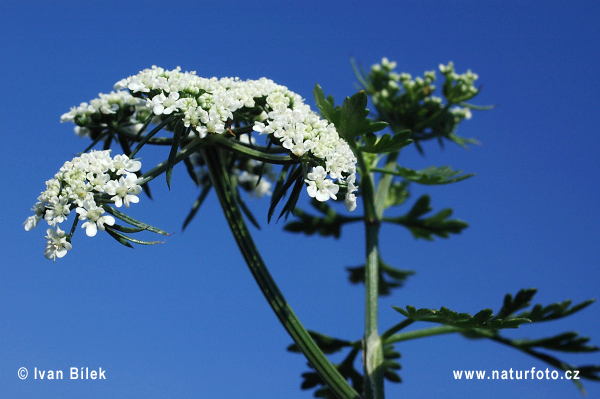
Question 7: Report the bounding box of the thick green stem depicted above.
[202,146,361,399]
[356,150,384,399]
[364,221,384,399]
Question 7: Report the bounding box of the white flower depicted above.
[27,150,147,260]
[24,215,41,231]
[111,154,142,175]
[104,174,142,208]
[344,173,358,212]
[62,67,358,210]
[148,93,167,115]
[44,196,71,226]
[76,200,115,237]
[305,166,339,202]
[344,192,357,212]
[44,227,72,261]
[24,202,45,231]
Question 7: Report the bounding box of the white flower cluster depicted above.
[63,66,358,211]
[61,91,144,138]
[252,96,357,211]
[24,150,143,261]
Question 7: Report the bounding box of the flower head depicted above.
[62,67,359,210]
[25,150,145,260]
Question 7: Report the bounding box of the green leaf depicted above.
[514,332,598,353]
[313,84,341,126]
[448,133,480,149]
[291,333,403,399]
[284,199,360,238]
[459,102,495,111]
[296,347,364,399]
[394,288,600,392]
[182,183,212,231]
[105,228,134,248]
[101,205,170,236]
[107,224,150,234]
[236,185,261,229]
[360,130,412,154]
[392,305,531,330]
[268,165,302,223]
[347,258,414,296]
[130,114,178,158]
[277,174,305,221]
[105,226,164,246]
[520,299,596,323]
[166,119,187,189]
[386,165,475,185]
[287,331,354,355]
[382,180,410,209]
[385,195,468,240]
[337,90,388,139]
[495,288,538,319]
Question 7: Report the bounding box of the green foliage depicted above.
[288,331,362,399]
[347,258,415,296]
[313,84,341,127]
[95,204,169,248]
[284,199,360,238]
[391,288,600,393]
[288,330,355,355]
[267,164,304,222]
[360,131,412,154]
[376,165,475,185]
[182,180,212,230]
[393,305,531,330]
[288,332,402,399]
[383,180,410,209]
[313,85,388,145]
[166,119,187,189]
[384,195,468,240]
[353,58,485,150]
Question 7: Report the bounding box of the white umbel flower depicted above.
[63,66,359,210]
[25,150,145,260]
[305,166,339,202]
[104,174,142,208]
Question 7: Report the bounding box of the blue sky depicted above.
[2,1,599,398]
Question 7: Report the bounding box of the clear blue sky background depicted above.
[2,1,599,398]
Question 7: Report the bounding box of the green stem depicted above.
[356,150,384,399]
[139,140,204,185]
[373,151,400,218]
[364,221,384,399]
[202,146,362,399]
[385,325,463,344]
[380,319,415,341]
[209,134,297,165]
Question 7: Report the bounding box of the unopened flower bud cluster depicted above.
[438,61,479,102]
[24,150,143,261]
[61,66,358,211]
[367,58,479,131]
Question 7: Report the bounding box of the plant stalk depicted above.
[202,146,361,399]
[356,150,385,399]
